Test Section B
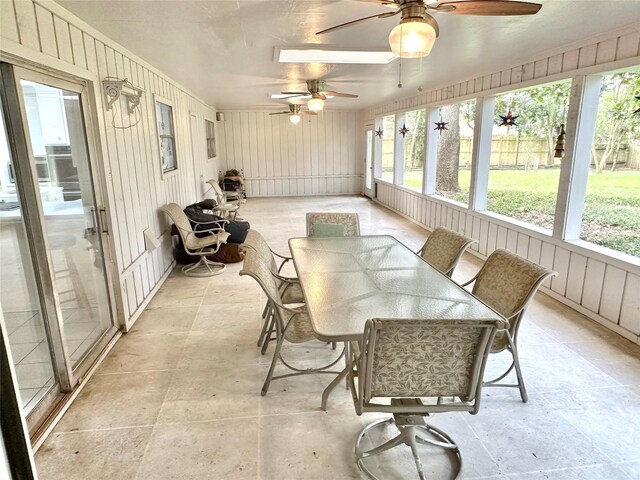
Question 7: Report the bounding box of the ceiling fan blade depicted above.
[437,0,542,16]
[269,112,290,115]
[301,111,318,116]
[280,91,309,95]
[354,0,400,7]
[321,91,359,98]
[316,10,399,35]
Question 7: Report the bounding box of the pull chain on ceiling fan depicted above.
[317,0,543,58]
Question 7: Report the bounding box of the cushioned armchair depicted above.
[160,203,229,277]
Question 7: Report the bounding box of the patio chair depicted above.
[349,317,504,480]
[243,229,305,353]
[206,179,243,219]
[417,227,477,277]
[240,247,343,395]
[461,249,557,402]
[160,203,230,277]
[306,212,360,237]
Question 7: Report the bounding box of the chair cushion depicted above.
[282,306,316,343]
[313,223,345,237]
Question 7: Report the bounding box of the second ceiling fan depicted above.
[317,0,543,58]
[281,79,358,112]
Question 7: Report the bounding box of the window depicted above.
[155,99,177,173]
[402,109,426,191]
[205,119,216,159]
[379,114,395,182]
[434,100,475,204]
[580,69,640,257]
[486,80,570,231]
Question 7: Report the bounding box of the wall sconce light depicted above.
[216,112,226,122]
[103,77,144,114]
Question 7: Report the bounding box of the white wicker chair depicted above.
[350,317,505,480]
[461,249,557,402]
[160,203,229,277]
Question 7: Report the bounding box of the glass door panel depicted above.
[0,94,56,415]
[18,79,113,369]
[364,129,374,198]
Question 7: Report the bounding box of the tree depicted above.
[591,71,640,173]
[494,81,570,166]
[436,103,461,192]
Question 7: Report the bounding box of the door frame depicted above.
[0,62,120,436]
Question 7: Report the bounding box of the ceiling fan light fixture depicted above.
[389,19,436,58]
[308,96,325,112]
[289,113,302,125]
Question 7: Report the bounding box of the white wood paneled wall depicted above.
[366,27,640,343]
[217,111,362,196]
[1,0,221,328]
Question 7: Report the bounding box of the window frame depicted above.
[154,95,179,176]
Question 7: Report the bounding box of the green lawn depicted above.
[400,168,640,257]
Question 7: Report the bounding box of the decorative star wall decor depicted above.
[375,128,384,138]
[434,120,448,133]
[498,110,519,131]
[634,94,640,114]
[399,123,410,138]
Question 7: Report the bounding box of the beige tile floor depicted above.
[35,196,640,480]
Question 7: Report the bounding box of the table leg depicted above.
[321,365,349,411]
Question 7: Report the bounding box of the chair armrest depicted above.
[459,272,479,288]
[191,218,229,228]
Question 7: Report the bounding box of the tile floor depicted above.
[35,196,640,479]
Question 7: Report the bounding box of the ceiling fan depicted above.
[281,79,358,112]
[269,104,317,125]
[317,0,543,58]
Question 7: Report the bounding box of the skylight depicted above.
[277,48,396,64]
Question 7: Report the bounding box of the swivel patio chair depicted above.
[243,229,305,353]
[160,203,230,277]
[206,179,243,219]
[306,212,360,237]
[417,227,477,277]
[240,247,343,395]
[349,317,505,480]
[461,249,557,402]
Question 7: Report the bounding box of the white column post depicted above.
[394,112,405,185]
[468,95,495,211]
[423,108,439,195]
[553,74,602,240]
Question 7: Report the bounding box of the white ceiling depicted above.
[57,0,640,110]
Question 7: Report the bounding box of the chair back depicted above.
[207,179,227,204]
[240,246,285,313]
[357,318,503,413]
[160,203,198,250]
[243,229,279,274]
[418,227,477,277]
[471,249,557,350]
[306,212,360,237]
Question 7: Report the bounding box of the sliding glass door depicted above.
[0,63,118,437]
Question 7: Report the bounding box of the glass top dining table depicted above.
[288,235,504,343]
